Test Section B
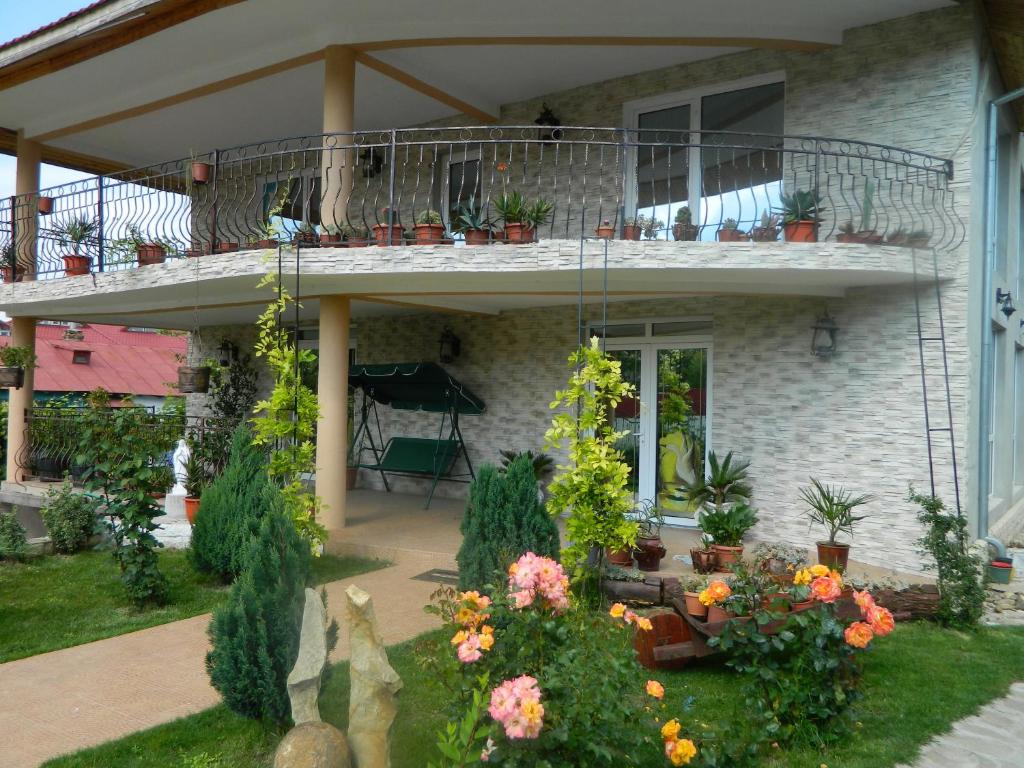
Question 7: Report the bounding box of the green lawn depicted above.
[41,622,1024,768]
[0,549,387,664]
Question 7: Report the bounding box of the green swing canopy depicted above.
[348,362,486,415]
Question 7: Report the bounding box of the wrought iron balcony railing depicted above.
[0,127,961,280]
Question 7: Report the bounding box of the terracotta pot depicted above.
[346,466,358,490]
[606,548,634,568]
[791,600,815,612]
[37,196,54,215]
[177,365,211,393]
[761,592,792,613]
[372,223,404,246]
[672,223,698,241]
[683,591,708,619]
[750,227,778,242]
[768,572,796,587]
[623,224,642,241]
[596,224,615,239]
[184,497,200,525]
[414,223,446,244]
[0,366,25,388]
[293,231,318,247]
[62,254,91,276]
[191,162,211,184]
[717,228,748,242]
[707,605,731,623]
[691,548,718,574]
[504,223,534,243]
[320,233,344,245]
[255,239,279,249]
[635,536,667,572]
[816,542,850,572]
[837,231,883,244]
[464,229,491,246]
[712,544,743,569]
[783,220,818,242]
[136,243,166,266]
[345,239,370,248]
[185,248,205,258]
[216,242,239,254]
[1,266,20,283]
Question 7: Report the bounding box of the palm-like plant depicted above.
[683,450,752,512]
[494,191,527,224]
[499,449,555,482]
[53,215,98,255]
[799,478,873,545]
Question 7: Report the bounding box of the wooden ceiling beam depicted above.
[352,35,832,53]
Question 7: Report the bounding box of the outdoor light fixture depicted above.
[439,326,461,364]
[811,311,839,359]
[996,288,1016,319]
[534,103,562,143]
[217,339,239,366]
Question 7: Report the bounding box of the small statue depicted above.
[171,438,190,495]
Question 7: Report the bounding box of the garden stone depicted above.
[287,588,329,725]
[273,722,350,768]
[346,584,402,768]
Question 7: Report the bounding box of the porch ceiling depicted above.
[0,0,955,171]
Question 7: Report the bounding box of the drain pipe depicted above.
[978,84,1024,536]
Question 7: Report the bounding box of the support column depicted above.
[316,295,351,533]
[6,317,36,483]
[15,132,41,280]
[322,45,356,233]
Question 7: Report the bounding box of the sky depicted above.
[0,1,97,200]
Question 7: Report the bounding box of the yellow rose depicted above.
[609,602,626,618]
[636,616,653,632]
[450,630,468,645]
[670,738,698,765]
[794,569,812,586]
[478,632,495,651]
[809,564,830,578]
[661,719,682,741]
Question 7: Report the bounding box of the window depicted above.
[625,74,785,239]
[261,170,320,234]
[72,350,91,365]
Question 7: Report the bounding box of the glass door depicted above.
[606,348,643,504]
[655,347,708,524]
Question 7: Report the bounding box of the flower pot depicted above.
[791,599,815,612]
[691,548,718,574]
[1,266,20,283]
[136,243,166,266]
[716,228,748,242]
[816,542,850,572]
[185,246,206,258]
[783,220,818,242]
[712,544,743,570]
[464,229,491,246]
[0,366,25,388]
[596,224,615,239]
[372,223,404,246]
[191,162,211,184]
[184,497,200,525]
[255,239,279,249]
[37,196,54,215]
[606,547,634,568]
[346,466,358,490]
[320,233,344,246]
[707,605,731,623]
[414,223,446,244]
[504,223,534,243]
[683,591,708,619]
[345,238,370,248]
[761,592,792,613]
[293,231,318,247]
[177,365,211,393]
[635,536,667,572]
[750,227,778,242]
[672,223,698,241]
[216,242,239,254]
[837,231,883,245]
[623,224,642,241]
[62,254,91,276]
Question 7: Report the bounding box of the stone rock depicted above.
[288,588,329,726]
[274,722,350,768]
[346,585,402,768]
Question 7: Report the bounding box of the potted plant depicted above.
[717,218,748,242]
[799,478,873,571]
[886,228,931,248]
[699,502,758,569]
[319,224,344,246]
[622,216,643,241]
[495,191,529,243]
[191,159,211,184]
[679,573,709,618]
[690,534,718,574]
[672,207,698,241]
[750,210,780,242]
[340,224,370,247]
[453,198,493,245]
[634,499,667,571]
[699,579,733,623]
[414,210,446,244]
[752,541,808,584]
[683,450,755,567]
[216,240,239,254]
[596,219,615,239]
[0,344,37,388]
[53,215,98,276]
[372,208,403,246]
[183,448,208,525]
[124,226,167,266]
[293,221,318,247]
[605,546,635,568]
[177,360,212,393]
[837,179,882,244]
[777,189,824,242]
[524,198,554,242]
[641,215,664,240]
[37,196,54,215]
[1,240,19,283]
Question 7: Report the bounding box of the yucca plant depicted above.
[525,198,554,230]
[799,478,873,546]
[777,190,825,223]
[53,215,98,255]
[494,191,528,224]
[683,450,752,513]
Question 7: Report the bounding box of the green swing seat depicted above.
[362,436,461,477]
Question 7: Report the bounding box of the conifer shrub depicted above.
[189,424,269,582]
[205,488,314,724]
[457,455,560,591]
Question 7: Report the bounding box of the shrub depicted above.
[456,456,560,591]
[41,479,97,554]
[0,509,27,560]
[190,425,270,582]
[911,487,985,629]
[205,488,314,724]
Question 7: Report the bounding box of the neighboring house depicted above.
[0,321,185,408]
[0,1,1020,572]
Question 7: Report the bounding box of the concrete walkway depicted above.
[898,683,1024,768]
[0,553,447,768]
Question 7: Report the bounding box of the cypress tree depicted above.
[205,487,310,723]
[456,455,561,591]
[190,424,269,581]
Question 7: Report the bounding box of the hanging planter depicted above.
[177,365,211,393]
[191,162,211,184]
[37,196,54,215]
[0,366,25,388]
[0,345,36,389]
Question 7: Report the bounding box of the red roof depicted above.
[0,1,114,52]
[0,323,186,397]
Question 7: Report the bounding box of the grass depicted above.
[41,622,1024,768]
[0,549,387,663]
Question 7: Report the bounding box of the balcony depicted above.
[0,127,961,287]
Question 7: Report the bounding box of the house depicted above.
[0,0,1020,573]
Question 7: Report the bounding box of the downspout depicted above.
[978,84,1024,536]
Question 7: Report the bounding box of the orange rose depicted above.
[609,602,626,618]
[844,621,874,649]
[866,605,894,637]
[646,680,665,699]
[853,590,876,613]
[810,576,842,603]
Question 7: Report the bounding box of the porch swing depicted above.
[349,362,485,508]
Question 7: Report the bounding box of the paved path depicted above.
[898,683,1024,768]
[0,554,446,768]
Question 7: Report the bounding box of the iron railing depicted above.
[0,127,962,279]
